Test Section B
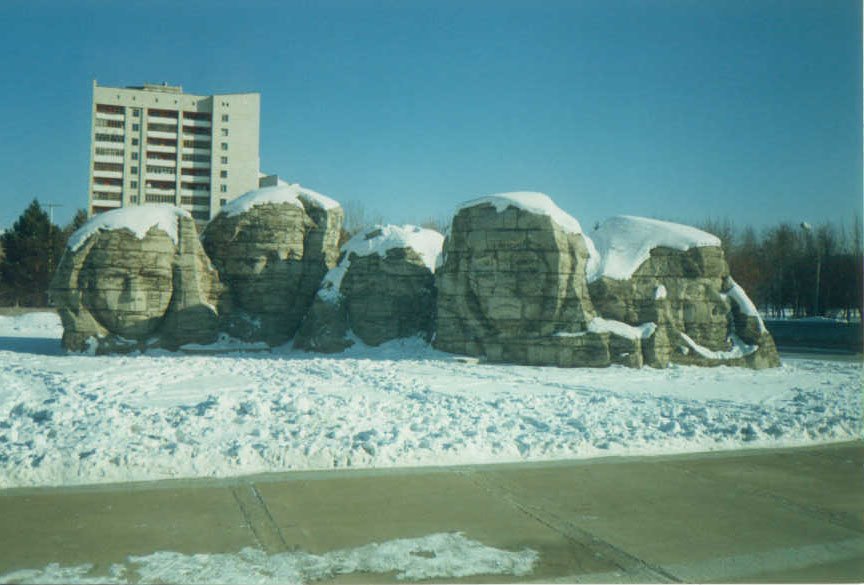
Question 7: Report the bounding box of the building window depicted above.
[131,152,139,160]
[131,166,138,174]
[221,143,228,151]
[95,147,124,156]
[182,153,210,163]
[131,181,138,188]
[183,111,211,121]
[94,133,124,143]
[132,123,140,132]
[220,128,229,137]
[149,122,177,133]
[93,162,123,172]
[148,108,178,119]
[183,139,211,149]
[96,104,123,114]
[220,198,227,206]
[220,170,228,178]
[132,109,140,117]
[95,118,124,128]
[132,138,139,146]
[220,156,228,164]
[221,114,229,122]
[220,185,227,193]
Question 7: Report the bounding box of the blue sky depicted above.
[0,0,860,233]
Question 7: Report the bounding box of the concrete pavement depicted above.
[0,441,862,583]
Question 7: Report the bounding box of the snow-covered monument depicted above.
[200,184,343,346]
[49,206,221,353]
[50,186,779,368]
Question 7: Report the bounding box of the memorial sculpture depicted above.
[49,206,220,354]
[50,187,779,369]
[295,224,443,352]
[200,184,343,345]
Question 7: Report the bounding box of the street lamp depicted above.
[800,222,821,317]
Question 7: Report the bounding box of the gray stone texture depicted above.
[295,228,438,351]
[201,198,343,346]
[433,203,620,366]
[50,215,220,354]
[588,247,780,369]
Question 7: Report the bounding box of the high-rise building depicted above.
[88,80,260,222]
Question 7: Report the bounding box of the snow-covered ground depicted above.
[0,312,860,489]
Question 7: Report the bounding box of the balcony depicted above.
[180,160,211,169]
[92,191,123,202]
[93,154,124,164]
[181,146,211,156]
[94,136,125,147]
[92,183,122,192]
[95,126,125,136]
[147,130,178,140]
[91,199,122,209]
[93,170,123,180]
[146,172,176,182]
[147,144,177,154]
[146,188,176,198]
[95,111,125,123]
[180,174,210,183]
[145,151,176,163]
[181,117,211,127]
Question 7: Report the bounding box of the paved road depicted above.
[0,441,862,583]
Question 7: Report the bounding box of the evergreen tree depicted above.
[0,199,65,306]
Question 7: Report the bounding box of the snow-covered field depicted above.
[0,312,860,489]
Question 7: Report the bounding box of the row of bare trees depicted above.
[699,216,863,321]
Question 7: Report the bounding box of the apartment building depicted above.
[89,80,260,222]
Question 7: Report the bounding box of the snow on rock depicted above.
[589,317,657,340]
[221,183,340,218]
[66,205,190,252]
[319,225,444,302]
[554,318,657,340]
[456,191,586,235]
[725,276,767,334]
[0,312,859,490]
[589,215,722,282]
[678,331,758,360]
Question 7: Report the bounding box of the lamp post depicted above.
[800,222,821,317]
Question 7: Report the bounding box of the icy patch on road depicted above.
[0,533,538,584]
[0,313,860,489]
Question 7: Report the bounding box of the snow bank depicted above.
[66,206,190,252]
[1,533,538,584]
[589,215,722,282]
[0,312,859,490]
[220,184,340,218]
[318,225,444,302]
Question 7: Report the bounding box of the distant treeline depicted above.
[1,199,862,320]
[697,217,863,321]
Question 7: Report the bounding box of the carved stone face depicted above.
[79,232,174,338]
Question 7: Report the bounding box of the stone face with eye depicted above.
[79,232,175,339]
[50,209,221,353]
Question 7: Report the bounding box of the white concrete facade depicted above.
[88,81,260,222]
